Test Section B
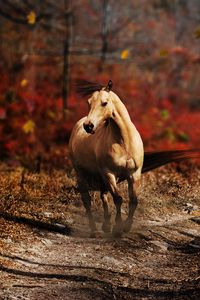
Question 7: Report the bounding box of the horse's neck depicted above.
[111,96,134,149]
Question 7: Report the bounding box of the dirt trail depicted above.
[0,164,200,299]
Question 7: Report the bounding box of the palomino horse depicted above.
[69,80,144,237]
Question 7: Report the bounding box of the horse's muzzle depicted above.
[83,122,95,134]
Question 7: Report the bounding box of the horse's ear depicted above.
[105,80,113,92]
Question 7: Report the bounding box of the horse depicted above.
[69,80,144,237]
[69,80,200,237]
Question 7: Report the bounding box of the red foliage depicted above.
[0,63,199,169]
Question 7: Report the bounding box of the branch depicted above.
[109,17,133,38]
[22,0,35,10]
[3,0,27,15]
[0,8,28,25]
[0,7,52,26]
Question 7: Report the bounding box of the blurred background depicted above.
[0,0,200,169]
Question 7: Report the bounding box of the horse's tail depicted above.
[142,149,200,173]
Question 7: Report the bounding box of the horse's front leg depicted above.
[77,177,97,237]
[123,176,139,233]
[100,189,111,233]
[103,172,123,237]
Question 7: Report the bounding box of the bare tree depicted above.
[0,0,73,117]
[100,0,110,69]
[62,0,72,118]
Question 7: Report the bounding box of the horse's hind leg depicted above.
[123,176,139,233]
[100,190,111,233]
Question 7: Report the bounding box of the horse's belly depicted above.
[101,143,136,171]
[74,155,98,173]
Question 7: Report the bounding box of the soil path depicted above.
[0,165,200,299]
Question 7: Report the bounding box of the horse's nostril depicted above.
[83,122,94,133]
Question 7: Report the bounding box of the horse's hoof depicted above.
[90,231,102,238]
[112,226,123,238]
[122,220,132,233]
[102,222,111,233]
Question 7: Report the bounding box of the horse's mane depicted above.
[76,80,104,97]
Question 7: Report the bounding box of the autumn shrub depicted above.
[0,61,199,169]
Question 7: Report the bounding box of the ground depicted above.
[0,162,200,299]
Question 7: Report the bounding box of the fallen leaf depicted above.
[20,79,28,87]
[22,120,35,134]
[159,49,169,57]
[27,11,36,25]
[121,49,129,60]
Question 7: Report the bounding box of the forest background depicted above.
[0,0,200,169]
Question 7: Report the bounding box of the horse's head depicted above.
[83,80,115,134]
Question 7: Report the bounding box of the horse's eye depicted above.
[102,102,108,107]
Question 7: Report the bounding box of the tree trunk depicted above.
[62,39,69,118]
[99,0,109,71]
[62,0,72,118]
